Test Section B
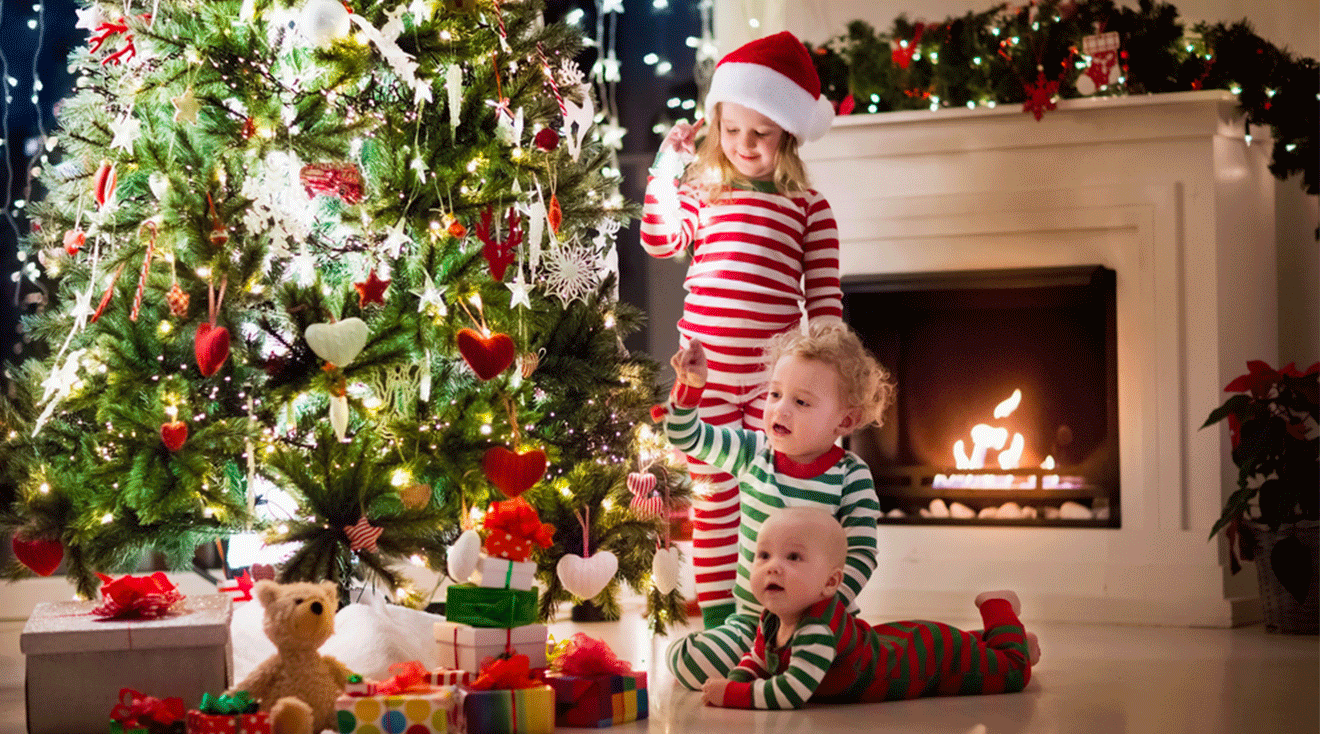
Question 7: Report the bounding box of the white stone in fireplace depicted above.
[803,90,1276,627]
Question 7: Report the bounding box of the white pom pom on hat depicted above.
[705,31,835,144]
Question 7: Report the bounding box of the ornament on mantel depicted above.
[345,516,385,553]
[457,328,515,380]
[1075,31,1121,96]
[1022,71,1061,120]
[11,535,64,577]
[305,317,369,368]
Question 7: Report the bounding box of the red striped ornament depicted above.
[344,516,384,553]
[627,472,664,519]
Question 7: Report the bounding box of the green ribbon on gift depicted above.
[199,692,258,715]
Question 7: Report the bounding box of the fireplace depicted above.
[798,91,1277,627]
[843,265,1119,527]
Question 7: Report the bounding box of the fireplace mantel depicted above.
[804,90,1276,627]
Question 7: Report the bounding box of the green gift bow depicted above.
[199,692,258,715]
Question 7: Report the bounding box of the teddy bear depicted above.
[231,580,353,734]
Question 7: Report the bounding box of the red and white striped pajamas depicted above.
[641,175,843,627]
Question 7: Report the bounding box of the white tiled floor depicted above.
[2,604,1316,734]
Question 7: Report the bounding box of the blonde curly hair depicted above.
[763,321,895,429]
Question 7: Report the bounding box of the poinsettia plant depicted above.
[1202,360,1319,574]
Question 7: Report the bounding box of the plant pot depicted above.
[1251,520,1319,634]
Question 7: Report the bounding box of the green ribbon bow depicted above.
[199,691,258,715]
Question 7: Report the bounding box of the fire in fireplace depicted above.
[842,265,1119,527]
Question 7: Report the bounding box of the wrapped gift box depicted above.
[545,671,647,728]
[450,685,554,734]
[444,584,538,628]
[184,709,270,734]
[21,594,233,734]
[434,621,548,673]
[474,557,535,591]
[334,688,453,734]
[427,668,473,686]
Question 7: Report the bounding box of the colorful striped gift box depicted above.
[450,685,554,734]
[545,671,648,728]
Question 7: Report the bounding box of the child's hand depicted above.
[671,339,708,388]
[661,118,706,157]
[701,677,730,707]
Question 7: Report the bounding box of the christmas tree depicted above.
[0,0,689,631]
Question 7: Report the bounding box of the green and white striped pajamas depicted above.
[662,394,880,690]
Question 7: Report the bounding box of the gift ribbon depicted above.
[470,653,540,691]
[449,626,515,668]
[92,572,184,619]
[111,688,185,729]
[503,561,514,589]
[198,691,258,715]
[377,660,433,695]
[551,633,632,677]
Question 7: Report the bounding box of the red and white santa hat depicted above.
[705,31,834,144]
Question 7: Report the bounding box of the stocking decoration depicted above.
[474,206,522,282]
[482,446,547,498]
[344,516,384,553]
[1022,71,1060,121]
[447,528,482,581]
[12,535,64,577]
[556,507,618,600]
[627,472,663,519]
[160,420,188,452]
[457,328,515,380]
[1075,31,1121,95]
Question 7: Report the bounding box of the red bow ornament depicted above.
[482,497,555,562]
[377,661,432,695]
[93,572,184,619]
[110,688,186,732]
[471,654,542,690]
[551,633,633,677]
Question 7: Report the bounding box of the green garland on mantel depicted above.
[808,0,1317,193]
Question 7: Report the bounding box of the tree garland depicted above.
[808,0,1317,193]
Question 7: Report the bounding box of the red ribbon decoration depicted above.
[376,661,433,695]
[92,572,184,619]
[470,654,541,691]
[110,688,185,729]
[550,633,632,677]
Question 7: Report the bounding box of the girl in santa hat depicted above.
[640,31,878,690]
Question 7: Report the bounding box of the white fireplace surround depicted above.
[804,90,1276,627]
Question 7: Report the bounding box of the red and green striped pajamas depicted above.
[720,596,1031,709]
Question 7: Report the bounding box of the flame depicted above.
[993,389,1022,419]
[935,389,1082,489]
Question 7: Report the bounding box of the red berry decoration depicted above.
[534,127,560,151]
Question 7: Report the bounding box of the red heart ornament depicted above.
[194,323,230,376]
[12,536,64,577]
[161,421,188,452]
[457,328,515,381]
[483,446,548,498]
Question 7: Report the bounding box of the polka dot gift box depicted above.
[334,691,452,734]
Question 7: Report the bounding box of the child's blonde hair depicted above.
[763,506,848,570]
[682,103,812,201]
[763,321,895,429]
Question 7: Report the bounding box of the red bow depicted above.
[551,633,632,677]
[470,654,542,691]
[110,688,185,729]
[93,572,183,619]
[483,497,555,550]
[377,660,432,695]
